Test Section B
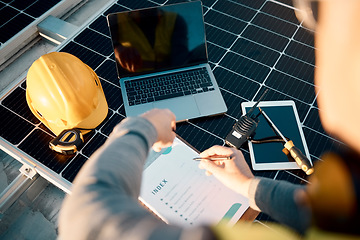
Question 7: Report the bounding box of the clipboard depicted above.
[139,136,250,227]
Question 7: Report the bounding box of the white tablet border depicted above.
[241,100,312,171]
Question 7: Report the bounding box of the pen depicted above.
[193,156,234,161]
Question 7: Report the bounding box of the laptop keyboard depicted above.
[125,67,215,106]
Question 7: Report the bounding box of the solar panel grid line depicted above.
[205,25,298,70]
[220,89,249,108]
[98,74,123,94]
[204,8,248,35]
[227,47,277,70]
[303,106,323,133]
[220,47,315,91]
[276,171,306,186]
[285,40,315,63]
[206,2,308,93]
[81,130,107,151]
[216,56,271,86]
[17,126,47,148]
[251,87,310,122]
[234,5,316,107]
[302,124,344,147]
[205,42,228,63]
[107,3,131,13]
[95,60,121,85]
[292,36,314,50]
[301,97,320,125]
[71,37,110,59]
[263,1,297,20]
[113,3,131,11]
[248,19,294,41]
[261,1,299,27]
[94,58,118,79]
[189,115,237,140]
[206,2,262,37]
[304,128,345,158]
[0,2,36,26]
[275,54,314,85]
[212,0,259,23]
[205,22,238,47]
[213,67,260,99]
[269,0,293,9]
[61,155,86,181]
[0,106,33,146]
[84,24,113,40]
[263,85,310,108]
[0,89,38,128]
[220,92,251,120]
[185,120,226,145]
[283,169,309,184]
[214,71,261,101]
[117,0,157,10]
[272,170,280,180]
[266,72,316,104]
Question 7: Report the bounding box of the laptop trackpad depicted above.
[154,96,200,121]
[126,103,154,117]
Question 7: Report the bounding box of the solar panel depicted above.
[0,0,86,67]
[0,0,345,224]
[0,0,61,45]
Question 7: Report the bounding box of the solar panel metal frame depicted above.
[0,0,345,223]
[0,0,85,67]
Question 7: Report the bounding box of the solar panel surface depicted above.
[0,0,344,223]
[0,0,62,46]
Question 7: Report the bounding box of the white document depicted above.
[139,137,249,227]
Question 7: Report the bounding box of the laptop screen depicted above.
[107,1,208,78]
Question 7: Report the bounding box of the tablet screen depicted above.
[242,101,311,171]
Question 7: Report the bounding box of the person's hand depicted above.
[141,109,176,152]
[198,145,254,197]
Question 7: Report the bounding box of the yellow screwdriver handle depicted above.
[284,141,314,175]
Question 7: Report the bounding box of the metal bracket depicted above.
[19,164,37,179]
[37,15,77,45]
[0,164,39,213]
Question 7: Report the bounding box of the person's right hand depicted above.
[141,108,176,152]
[198,145,254,197]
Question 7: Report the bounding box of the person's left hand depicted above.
[141,108,176,152]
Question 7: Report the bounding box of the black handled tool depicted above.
[261,110,314,175]
[225,89,268,149]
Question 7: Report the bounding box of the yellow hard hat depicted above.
[26,52,108,136]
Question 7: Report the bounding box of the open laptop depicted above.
[107,1,227,121]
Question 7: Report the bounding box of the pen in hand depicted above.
[193,155,234,161]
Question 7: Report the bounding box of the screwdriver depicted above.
[260,109,314,175]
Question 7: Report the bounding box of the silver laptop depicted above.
[107,1,227,121]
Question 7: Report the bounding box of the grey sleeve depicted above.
[253,177,311,235]
[58,117,213,240]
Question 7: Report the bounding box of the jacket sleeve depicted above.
[58,117,214,240]
[249,177,311,235]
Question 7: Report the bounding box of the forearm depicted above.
[59,117,213,240]
[59,117,162,239]
[248,177,311,234]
